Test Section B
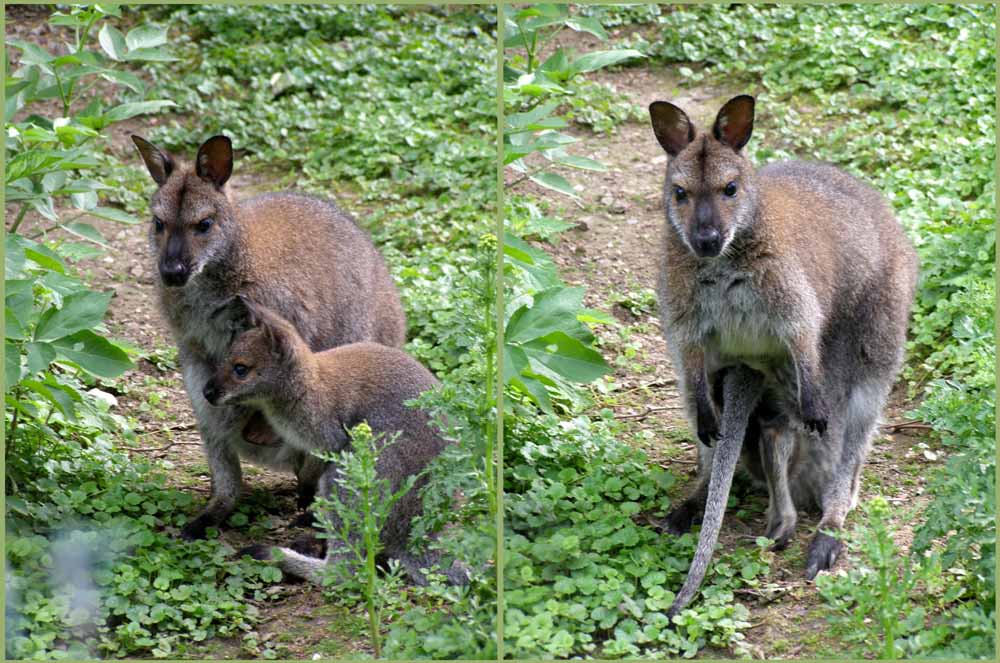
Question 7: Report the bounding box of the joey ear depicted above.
[131,135,175,186]
[257,309,295,361]
[195,135,233,188]
[649,101,695,156]
[712,95,755,152]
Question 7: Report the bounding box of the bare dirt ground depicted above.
[507,51,940,658]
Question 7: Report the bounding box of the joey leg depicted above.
[759,421,797,550]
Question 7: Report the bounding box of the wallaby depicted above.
[648,95,918,613]
[202,299,451,583]
[131,135,407,540]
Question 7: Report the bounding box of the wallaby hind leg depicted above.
[804,380,884,579]
[759,420,797,550]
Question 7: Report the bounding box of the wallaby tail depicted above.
[666,365,764,618]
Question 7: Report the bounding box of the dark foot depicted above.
[295,484,317,511]
[243,411,280,446]
[660,500,703,535]
[804,531,843,579]
[288,534,326,558]
[238,543,274,561]
[696,383,720,447]
[180,514,214,541]
[765,518,797,551]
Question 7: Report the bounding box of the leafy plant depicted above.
[312,423,418,658]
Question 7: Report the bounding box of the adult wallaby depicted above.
[648,95,918,615]
[203,299,450,583]
[131,134,406,540]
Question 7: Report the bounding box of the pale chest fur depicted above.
[159,274,243,364]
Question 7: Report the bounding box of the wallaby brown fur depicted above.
[648,95,918,612]
[131,134,406,540]
[203,299,453,584]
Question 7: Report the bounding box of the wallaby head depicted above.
[131,134,238,288]
[649,95,759,259]
[203,298,305,408]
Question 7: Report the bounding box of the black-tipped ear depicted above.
[131,135,175,186]
[649,101,695,156]
[195,135,233,188]
[712,95,755,152]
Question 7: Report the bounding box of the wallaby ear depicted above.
[649,101,695,156]
[712,95,755,152]
[195,135,233,188]
[254,305,296,361]
[131,135,175,186]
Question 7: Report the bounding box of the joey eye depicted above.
[195,217,214,234]
[724,181,738,197]
[153,217,165,233]
[233,363,250,378]
[674,186,688,203]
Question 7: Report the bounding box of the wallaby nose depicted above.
[692,227,722,258]
[202,381,219,406]
[160,260,189,287]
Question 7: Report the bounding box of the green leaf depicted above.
[8,40,55,68]
[87,206,140,225]
[569,49,645,76]
[51,330,133,378]
[5,341,23,391]
[33,290,112,342]
[62,222,108,246]
[98,24,127,61]
[25,342,56,375]
[528,172,579,198]
[506,286,586,343]
[125,24,168,51]
[547,154,607,171]
[521,331,610,383]
[102,100,176,124]
[123,47,178,63]
[565,16,609,41]
[22,378,78,420]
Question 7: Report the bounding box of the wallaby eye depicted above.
[233,363,250,378]
[674,186,688,203]
[195,217,214,234]
[153,217,165,233]
[724,181,738,197]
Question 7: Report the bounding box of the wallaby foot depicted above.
[798,385,828,435]
[804,531,843,579]
[242,411,280,446]
[287,533,326,558]
[180,513,218,540]
[661,498,704,535]
[238,543,274,561]
[290,510,320,529]
[765,514,797,551]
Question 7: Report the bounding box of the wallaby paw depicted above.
[288,534,325,558]
[765,517,797,551]
[660,501,703,535]
[804,531,843,580]
[295,488,317,511]
[238,543,275,561]
[179,515,213,541]
[696,402,719,447]
[799,393,828,435]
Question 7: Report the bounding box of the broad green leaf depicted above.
[51,330,133,378]
[5,341,22,391]
[125,24,168,51]
[577,308,616,325]
[98,69,144,95]
[25,342,56,375]
[547,153,607,171]
[521,331,610,383]
[529,172,579,198]
[566,16,609,41]
[62,222,107,246]
[503,345,552,413]
[6,307,28,341]
[33,290,112,341]
[98,24,127,61]
[102,100,175,124]
[87,206,140,225]
[569,49,645,76]
[6,280,36,329]
[123,47,177,63]
[21,378,78,420]
[506,286,586,343]
[8,40,55,68]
